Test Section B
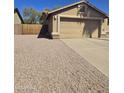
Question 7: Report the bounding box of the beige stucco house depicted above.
[47,0,109,39]
[14,8,24,24]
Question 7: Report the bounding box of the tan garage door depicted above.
[60,18,100,38]
[60,18,84,38]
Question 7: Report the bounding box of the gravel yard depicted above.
[15,35,109,93]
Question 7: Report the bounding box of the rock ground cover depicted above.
[15,35,109,93]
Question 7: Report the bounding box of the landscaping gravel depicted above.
[15,35,109,93]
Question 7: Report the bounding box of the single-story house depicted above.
[14,8,24,24]
[47,0,109,39]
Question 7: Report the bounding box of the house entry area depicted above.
[59,17,101,39]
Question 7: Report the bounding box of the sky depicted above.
[14,0,109,16]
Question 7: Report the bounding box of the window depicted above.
[79,6,86,13]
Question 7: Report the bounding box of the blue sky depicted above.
[14,0,109,16]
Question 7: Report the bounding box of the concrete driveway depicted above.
[15,35,108,93]
[61,38,109,77]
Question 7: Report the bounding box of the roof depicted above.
[14,8,24,23]
[48,0,108,18]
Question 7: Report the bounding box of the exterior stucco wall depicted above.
[52,15,57,33]
[58,5,79,16]
[14,12,22,24]
[101,18,109,34]
[87,6,106,18]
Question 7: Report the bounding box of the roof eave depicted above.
[14,8,24,23]
[48,0,84,14]
[48,1,108,18]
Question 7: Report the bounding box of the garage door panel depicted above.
[60,18,100,38]
[60,18,84,38]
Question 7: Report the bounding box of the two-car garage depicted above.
[60,17,101,38]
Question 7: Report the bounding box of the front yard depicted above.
[15,35,108,93]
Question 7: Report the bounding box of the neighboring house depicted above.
[14,8,24,24]
[14,8,24,34]
[47,0,109,39]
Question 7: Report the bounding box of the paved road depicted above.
[15,35,108,93]
[62,38,109,77]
